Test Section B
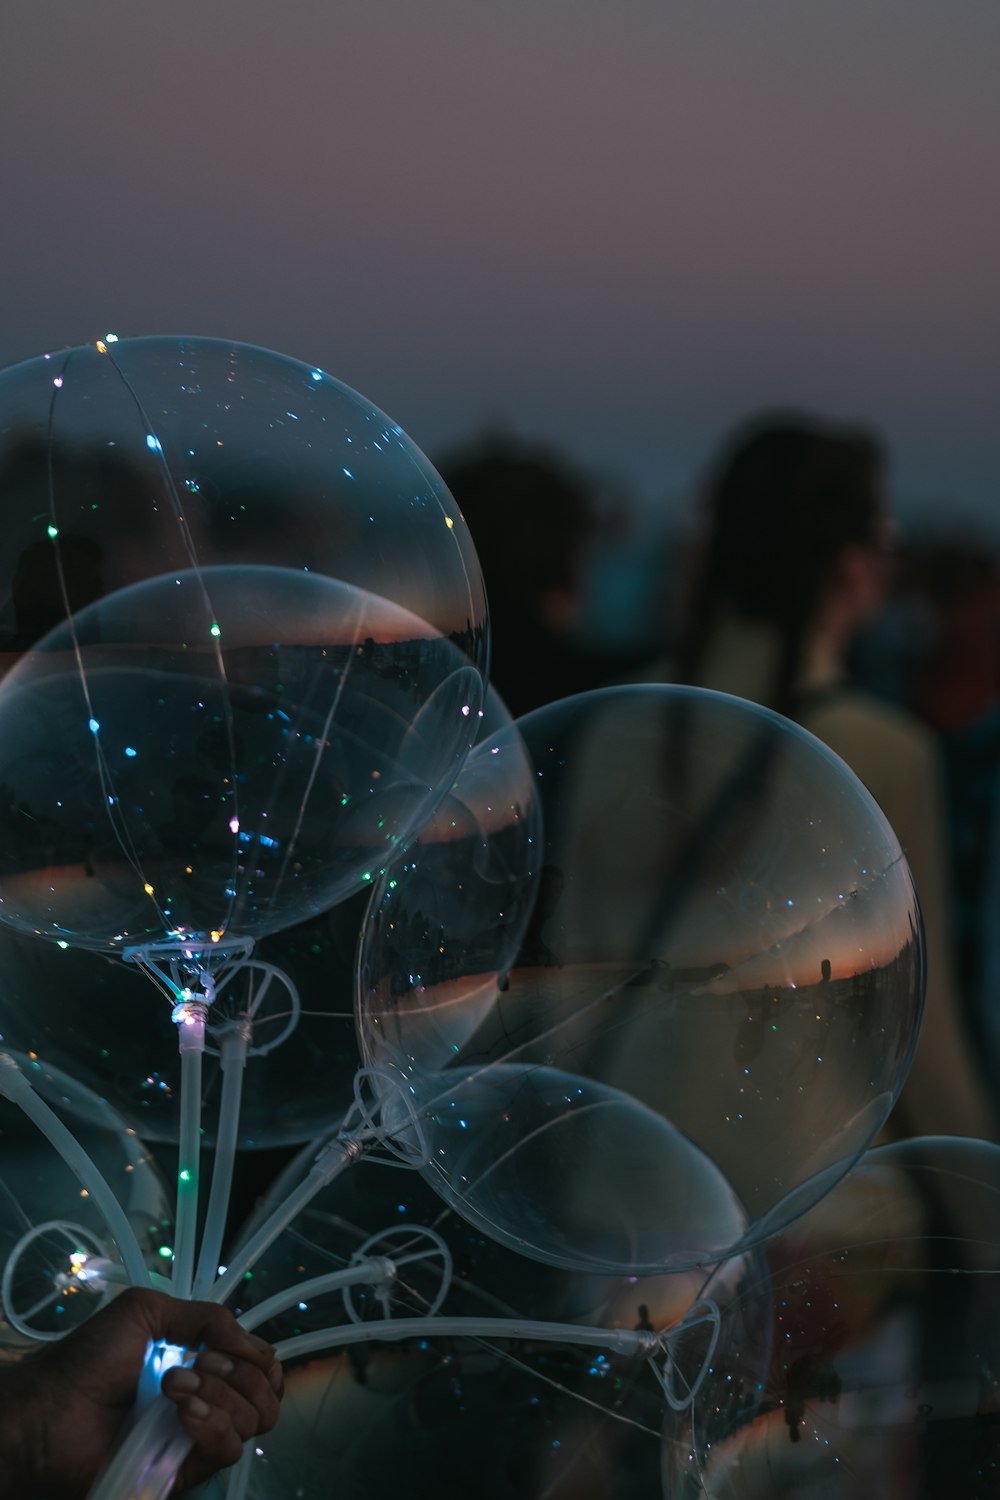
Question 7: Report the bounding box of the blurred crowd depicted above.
[438,416,1000,1145]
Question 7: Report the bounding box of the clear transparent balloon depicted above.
[0,565,484,951]
[358,685,924,1274]
[228,1147,705,1500]
[0,335,487,1139]
[663,1137,1000,1499]
[0,693,524,1151]
[0,1052,172,1346]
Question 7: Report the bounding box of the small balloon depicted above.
[230,1145,709,1500]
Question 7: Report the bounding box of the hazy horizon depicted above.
[2,1,997,533]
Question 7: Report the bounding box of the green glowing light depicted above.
[158,1246,173,1259]
[56,940,69,949]
[179,1169,192,1182]
[210,623,221,637]
[47,524,59,538]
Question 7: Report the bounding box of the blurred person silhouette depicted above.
[0,1286,282,1496]
[660,412,994,1141]
[438,435,608,718]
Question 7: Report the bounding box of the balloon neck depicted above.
[656,1298,722,1412]
[172,994,209,1052]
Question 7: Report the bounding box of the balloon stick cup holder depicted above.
[122,935,256,1005]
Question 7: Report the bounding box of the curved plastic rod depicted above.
[78,1260,174,1293]
[192,1029,249,1297]
[209,1137,360,1305]
[276,1317,662,1363]
[0,1055,151,1289]
[171,1040,204,1300]
[225,1441,254,1500]
[86,1394,180,1500]
[133,1427,194,1500]
[237,1257,395,1334]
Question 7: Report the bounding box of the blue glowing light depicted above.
[146,434,163,453]
[88,718,100,734]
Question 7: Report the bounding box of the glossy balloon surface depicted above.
[0,565,483,951]
[0,336,486,665]
[0,335,486,952]
[359,685,923,1273]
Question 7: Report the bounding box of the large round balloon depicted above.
[0,691,527,1149]
[0,335,487,950]
[0,1051,172,1347]
[0,565,484,952]
[358,685,923,1274]
[663,1136,1000,1498]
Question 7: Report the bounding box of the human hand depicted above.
[0,1286,283,1497]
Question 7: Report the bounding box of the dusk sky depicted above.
[3,1,998,530]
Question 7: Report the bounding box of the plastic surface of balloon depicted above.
[0,336,487,957]
[0,565,483,951]
[663,1137,1000,1499]
[0,336,486,671]
[358,685,923,1274]
[0,1052,172,1346]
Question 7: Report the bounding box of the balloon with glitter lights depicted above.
[0,334,487,1072]
[358,685,924,1274]
[662,1136,1000,1499]
[0,565,484,952]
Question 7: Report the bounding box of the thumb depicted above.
[109,1288,277,1372]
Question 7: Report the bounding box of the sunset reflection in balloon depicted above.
[663,1137,1000,1499]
